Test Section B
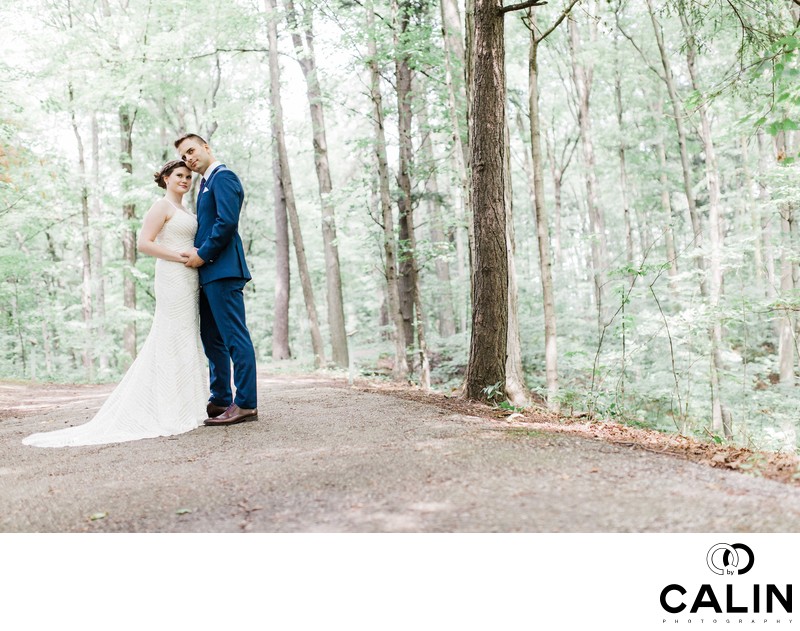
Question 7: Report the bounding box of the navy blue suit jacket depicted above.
[194,165,251,286]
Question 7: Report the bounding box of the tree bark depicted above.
[463,0,507,401]
[266,0,325,367]
[284,0,349,368]
[366,0,408,379]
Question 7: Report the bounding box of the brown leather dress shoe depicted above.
[206,402,229,419]
[203,404,258,426]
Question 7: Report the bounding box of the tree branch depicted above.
[500,0,547,15]
[537,0,580,43]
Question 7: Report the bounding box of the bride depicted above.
[23,160,208,447]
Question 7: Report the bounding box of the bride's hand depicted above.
[177,252,190,263]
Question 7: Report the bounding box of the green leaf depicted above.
[89,512,108,521]
[176,508,192,515]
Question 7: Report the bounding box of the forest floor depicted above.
[2,371,800,532]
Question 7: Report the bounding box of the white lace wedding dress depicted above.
[23,206,208,448]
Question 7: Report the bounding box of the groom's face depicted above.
[177,138,213,175]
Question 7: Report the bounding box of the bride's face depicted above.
[165,167,192,195]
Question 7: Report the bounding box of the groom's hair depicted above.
[174,133,207,149]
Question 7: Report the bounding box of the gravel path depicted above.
[2,374,799,532]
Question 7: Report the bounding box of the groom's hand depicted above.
[181,248,205,268]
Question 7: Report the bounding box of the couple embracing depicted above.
[24,135,258,448]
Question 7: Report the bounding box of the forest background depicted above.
[2,0,800,453]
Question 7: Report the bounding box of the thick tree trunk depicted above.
[266,0,325,367]
[463,0,507,401]
[284,0,349,368]
[366,0,408,379]
[528,10,559,411]
[119,106,137,364]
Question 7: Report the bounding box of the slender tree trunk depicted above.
[757,130,777,303]
[647,0,705,291]
[393,0,430,387]
[440,0,474,283]
[741,136,764,294]
[569,6,609,328]
[654,101,678,286]
[119,106,137,364]
[529,9,559,411]
[266,0,325,367]
[90,112,108,375]
[366,0,408,379]
[69,86,93,381]
[271,111,291,360]
[680,12,730,437]
[416,83,457,337]
[613,41,634,271]
[779,205,795,386]
[504,120,528,406]
[284,0,349,367]
[463,0,507,401]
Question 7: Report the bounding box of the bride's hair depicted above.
[153,159,189,189]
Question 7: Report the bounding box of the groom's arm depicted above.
[196,171,243,264]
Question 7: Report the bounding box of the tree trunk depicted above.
[528,9,559,411]
[266,0,325,367]
[653,100,678,286]
[568,5,609,328]
[69,85,93,381]
[647,0,705,292]
[613,40,634,272]
[440,0,474,284]
[393,0,430,387]
[741,136,764,294]
[463,0,507,401]
[366,0,408,379]
[271,105,291,361]
[119,106,137,364]
[91,112,108,375]
[757,130,777,303]
[681,11,728,437]
[504,120,528,406]
[284,0,349,368]
[416,82,457,338]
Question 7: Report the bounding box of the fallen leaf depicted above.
[89,512,107,521]
[176,508,192,515]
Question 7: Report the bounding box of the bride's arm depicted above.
[137,202,190,263]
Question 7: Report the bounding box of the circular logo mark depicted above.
[706,543,754,576]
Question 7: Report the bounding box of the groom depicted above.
[175,133,258,426]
